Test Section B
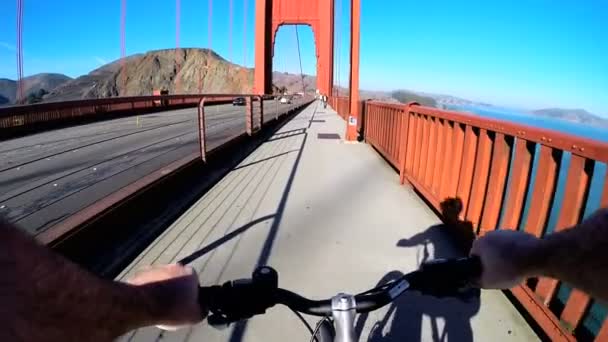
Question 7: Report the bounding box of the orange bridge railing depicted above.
[359,100,608,341]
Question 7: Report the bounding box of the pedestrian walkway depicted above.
[118,101,538,341]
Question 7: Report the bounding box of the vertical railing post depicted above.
[400,102,418,184]
[258,95,264,129]
[197,98,207,162]
[246,96,254,135]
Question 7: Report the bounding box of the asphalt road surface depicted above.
[0,99,307,235]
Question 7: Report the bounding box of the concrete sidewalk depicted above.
[118,101,538,341]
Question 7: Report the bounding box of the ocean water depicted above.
[446,104,607,335]
[446,104,608,142]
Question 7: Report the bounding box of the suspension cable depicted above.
[16,0,24,102]
[294,25,306,94]
[241,0,248,92]
[229,0,233,63]
[175,0,181,93]
[201,0,212,93]
[120,0,127,94]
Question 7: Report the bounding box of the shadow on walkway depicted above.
[354,197,480,342]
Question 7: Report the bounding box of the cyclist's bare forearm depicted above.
[529,209,608,301]
[0,220,166,342]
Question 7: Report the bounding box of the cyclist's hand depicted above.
[127,264,203,330]
[470,230,540,289]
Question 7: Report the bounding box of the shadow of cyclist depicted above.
[354,198,480,341]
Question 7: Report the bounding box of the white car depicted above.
[279,97,291,104]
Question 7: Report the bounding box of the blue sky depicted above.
[1,0,606,116]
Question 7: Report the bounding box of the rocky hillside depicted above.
[46,49,253,101]
[0,73,72,104]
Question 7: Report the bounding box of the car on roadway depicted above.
[232,97,246,106]
[280,97,291,104]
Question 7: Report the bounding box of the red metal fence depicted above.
[360,101,608,341]
[329,95,366,136]
[0,94,233,132]
[330,96,350,121]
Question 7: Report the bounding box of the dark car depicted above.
[232,97,246,106]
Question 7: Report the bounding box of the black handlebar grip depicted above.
[463,255,483,281]
[407,256,483,297]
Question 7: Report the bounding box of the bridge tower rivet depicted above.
[580,147,585,152]
[572,144,578,149]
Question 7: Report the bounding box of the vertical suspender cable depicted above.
[205,0,212,92]
[120,0,127,95]
[229,0,233,63]
[175,0,181,93]
[294,26,306,94]
[242,0,248,92]
[16,0,24,102]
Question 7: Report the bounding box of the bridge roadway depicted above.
[118,101,538,342]
[0,99,303,235]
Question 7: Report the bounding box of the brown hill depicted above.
[0,73,72,104]
[46,49,253,101]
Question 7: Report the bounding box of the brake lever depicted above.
[200,266,280,329]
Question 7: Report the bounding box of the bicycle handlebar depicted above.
[199,256,482,327]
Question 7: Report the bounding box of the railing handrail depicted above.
[0,93,270,117]
[409,103,608,162]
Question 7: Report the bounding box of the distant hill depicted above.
[1,48,395,106]
[0,73,72,105]
[272,71,316,94]
[531,108,608,127]
[391,90,437,107]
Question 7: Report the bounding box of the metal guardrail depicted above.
[356,100,608,341]
[0,94,234,130]
[38,94,313,246]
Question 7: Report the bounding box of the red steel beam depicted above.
[404,112,417,175]
[456,125,478,218]
[511,285,576,342]
[479,133,511,234]
[500,139,533,229]
[447,123,466,197]
[438,121,455,200]
[523,145,558,237]
[424,117,437,188]
[535,155,590,303]
[431,119,446,196]
[412,114,423,181]
[419,115,431,185]
[560,289,591,331]
[466,129,493,227]
[398,108,409,182]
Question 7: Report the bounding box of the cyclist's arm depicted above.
[0,219,202,342]
[471,208,608,302]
